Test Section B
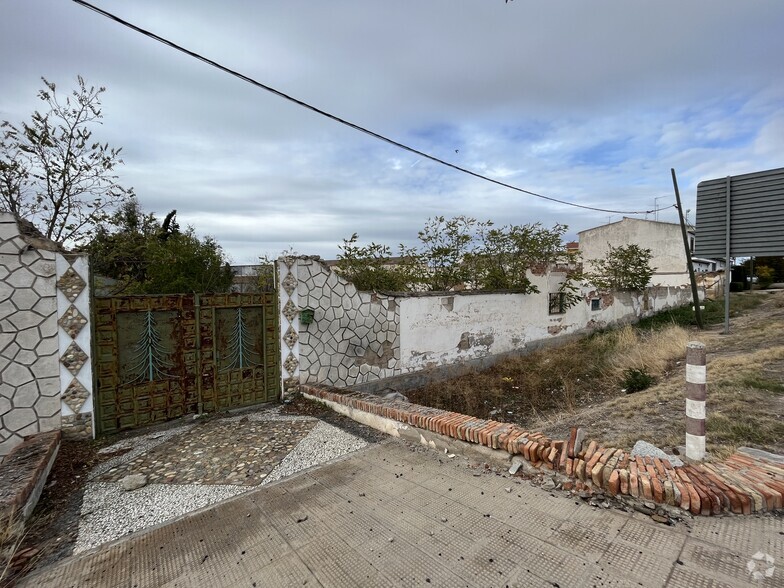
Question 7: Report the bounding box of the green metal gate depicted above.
[93,292,280,436]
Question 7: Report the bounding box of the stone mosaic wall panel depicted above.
[55,253,94,439]
[0,214,60,456]
[277,257,300,399]
[293,258,401,388]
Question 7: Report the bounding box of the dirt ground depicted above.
[408,290,784,460]
[529,290,784,456]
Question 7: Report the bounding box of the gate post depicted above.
[278,256,301,400]
[685,341,707,461]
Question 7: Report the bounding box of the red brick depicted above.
[629,462,640,498]
[559,444,569,471]
[585,451,603,473]
[565,458,575,477]
[639,473,654,501]
[566,427,578,458]
[591,461,605,488]
[607,470,621,496]
[575,459,587,482]
[583,440,598,461]
[619,469,630,495]
[653,458,667,479]
[599,448,616,465]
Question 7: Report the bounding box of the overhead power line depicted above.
[72,0,668,216]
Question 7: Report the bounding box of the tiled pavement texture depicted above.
[22,441,782,588]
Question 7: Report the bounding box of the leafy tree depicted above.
[401,216,482,291]
[84,200,233,294]
[0,76,132,244]
[87,199,159,289]
[756,265,775,289]
[466,222,569,292]
[142,230,233,294]
[335,216,580,302]
[588,243,655,292]
[335,234,409,291]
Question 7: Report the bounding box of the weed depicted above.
[622,368,654,393]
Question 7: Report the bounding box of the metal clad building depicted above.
[694,167,784,258]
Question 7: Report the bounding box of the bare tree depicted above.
[0,76,132,244]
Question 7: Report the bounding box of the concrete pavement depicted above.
[23,440,783,587]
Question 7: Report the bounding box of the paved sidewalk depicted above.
[23,441,782,587]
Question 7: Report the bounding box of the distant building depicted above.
[230,264,275,293]
[577,217,725,287]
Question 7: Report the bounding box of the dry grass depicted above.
[407,290,784,458]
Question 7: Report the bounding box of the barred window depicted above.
[549,292,566,315]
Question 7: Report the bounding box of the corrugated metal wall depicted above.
[694,166,784,258]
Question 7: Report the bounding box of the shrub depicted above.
[623,368,654,393]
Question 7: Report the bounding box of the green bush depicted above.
[623,368,654,393]
[730,282,745,292]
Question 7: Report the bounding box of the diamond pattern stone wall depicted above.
[278,256,300,399]
[55,253,93,439]
[291,257,401,388]
[0,214,60,456]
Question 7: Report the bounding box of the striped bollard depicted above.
[685,341,706,461]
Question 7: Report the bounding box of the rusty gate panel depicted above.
[93,291,279,436]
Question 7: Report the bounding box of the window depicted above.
[549,292,566,315]
[591,298,601,311]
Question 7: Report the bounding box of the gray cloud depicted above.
[2,0,783,263]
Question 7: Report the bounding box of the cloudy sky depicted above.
[2,1,783,263]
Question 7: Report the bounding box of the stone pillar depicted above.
[685,341,706,461]
[55,253,94,439]
[278,256,300,400]
[0,214,60,456]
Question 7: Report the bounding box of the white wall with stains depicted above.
[398,273,693,371]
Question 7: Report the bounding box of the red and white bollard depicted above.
[685,341,707,461]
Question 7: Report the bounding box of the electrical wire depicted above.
[72,0,671,216]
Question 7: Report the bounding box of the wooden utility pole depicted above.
[671,168,704,329]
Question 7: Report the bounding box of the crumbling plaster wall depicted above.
[283,258,695,390]
[398,272,694,372]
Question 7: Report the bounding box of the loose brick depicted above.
[629,462,640,499]
[619,468,630,495]
[639,472,654,501]
[558,444,569,471]
[591,461,605,488]
[646,465,664,504]
[607,470,621,496]
[583,440,598,461]
[566,427,578,458]
[586,451,603,474]
[576,459,587,482]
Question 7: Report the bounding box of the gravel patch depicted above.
[262,421,368,485]
[222,406,315,423]
[74,417,370,554]
[74,482,248,554]
[631,440,684,467]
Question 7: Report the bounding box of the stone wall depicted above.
[0,215,60,456]
[278,257,400,393]
[0,214,94,457]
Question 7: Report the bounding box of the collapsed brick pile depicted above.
[301,384,784,516]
